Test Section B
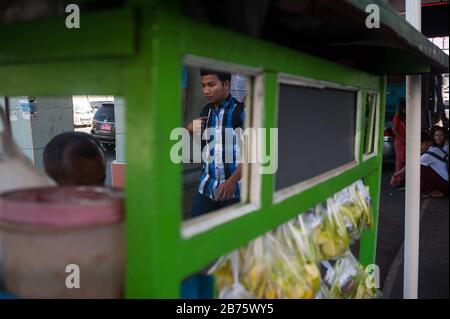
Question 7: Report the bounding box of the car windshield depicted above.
[94,104,114,121]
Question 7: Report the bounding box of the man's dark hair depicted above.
[43,132,105,183]
[199,69,231,84]
[421,131,431,143]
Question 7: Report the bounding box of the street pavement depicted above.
[377,160,449,299]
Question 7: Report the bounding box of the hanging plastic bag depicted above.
[353,180,374,229]
[211,225,317,299]
[332,186,364,241]
[240,234,285,299]
[278,220,321,294]
[302,205,325,261]
[339,181,374,240]
[208,237,266,298]
[328,251,379,299]
[317,200,350,260]
[294,215,319,264]
[301,207,323,241]
[208,254,233,292]
[328,251,362,299]
[315,282,332,299]
[216,251,255,299]
[326,181,374,243]
[260,232,314,299]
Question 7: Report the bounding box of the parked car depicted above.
[90,100,113,112]
[91,103,115,150]
[73,105,93,127]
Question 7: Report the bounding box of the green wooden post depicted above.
[124,2,183,298]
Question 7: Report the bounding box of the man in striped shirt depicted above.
[187,69,245,218]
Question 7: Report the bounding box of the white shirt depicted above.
[420,144,449,181]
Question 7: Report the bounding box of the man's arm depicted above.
[216,164,242,201]
[186,116,207,134]
[186,121,194,133]
[228,164,242,185]
[187,105,210,134]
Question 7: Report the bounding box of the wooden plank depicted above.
[124,3,183,298]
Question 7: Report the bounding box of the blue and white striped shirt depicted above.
[198,95,245,200]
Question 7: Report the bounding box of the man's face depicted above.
[201,74,229,105]
[434,130,445,146]
[420,141,431,154]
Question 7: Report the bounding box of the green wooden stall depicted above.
[0,0,447,298]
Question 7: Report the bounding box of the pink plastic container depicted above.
[0,186,124,299]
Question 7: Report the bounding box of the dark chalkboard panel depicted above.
[275,83,357,191]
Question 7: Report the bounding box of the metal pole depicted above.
[404,0,421,300]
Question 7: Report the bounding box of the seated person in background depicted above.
[421,126,449,197]
[390,131,431,189]
[430,126,449,152]
[390,130,448,197]
[43,132,106,186]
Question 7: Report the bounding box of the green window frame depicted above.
[362,91,381,160]
[273,73,364,204]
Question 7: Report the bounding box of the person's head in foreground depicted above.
[420,131,432,154]
[200,69,231,106]
[43,132,106,186]
[431,126,447,148]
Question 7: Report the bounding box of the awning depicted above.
[182,0,449,74]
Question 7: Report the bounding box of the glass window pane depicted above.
[275,83,357,191]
